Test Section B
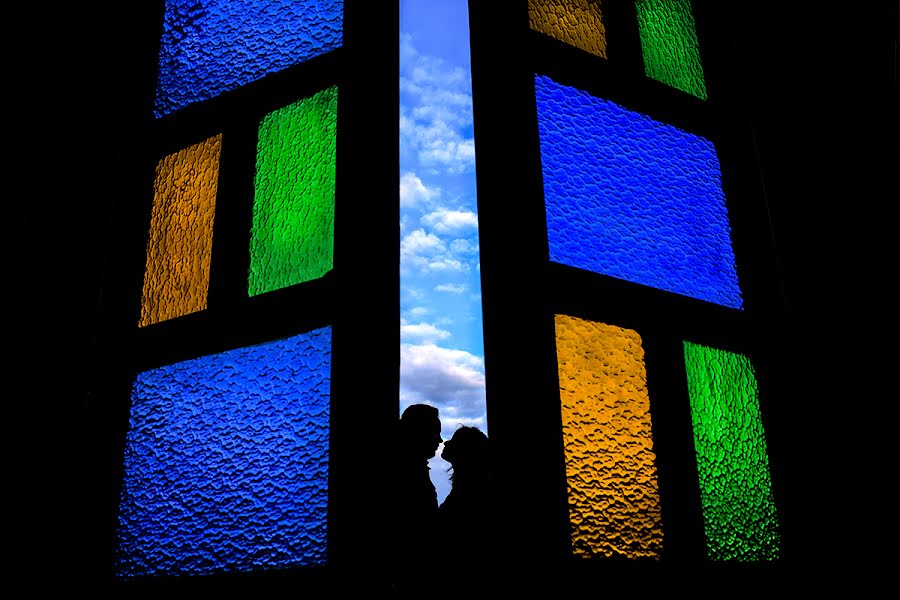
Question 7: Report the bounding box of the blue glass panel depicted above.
[155,0,343,118]
[116,327,332,577]
[535,75,743,309]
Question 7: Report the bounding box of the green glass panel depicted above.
[249,86,338,296]
[683,341,781,561]
[635,0,707,100]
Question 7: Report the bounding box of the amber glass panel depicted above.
[554,314,663,558]
[139,135,222,327]
[528,0,607,59]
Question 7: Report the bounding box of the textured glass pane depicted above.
[155,0,343,117]
[116,327,332,577]
[635,0,707,99]
[249,87,337,296]
[555,314,664,559]
[536,75,742,309]
[683,341,781,561]
[528,0,607,59]
[139,135,221,327]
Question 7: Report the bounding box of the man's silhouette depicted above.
[392,404,442,586]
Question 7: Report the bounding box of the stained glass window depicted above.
[155,0,344,117]
[248,87,338,296]
[528,0,607,59]
[139,134,221,327]
[116,327,332,576]
[683,341,781,561]
[536,74,742,309]
[555,314,664,558]
[635,0,707,99]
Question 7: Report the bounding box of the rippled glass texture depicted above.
[116,327,332,577]
[535,75,742,309]
[154,0,343,118]
[528,0,607,59]
[635,0,707,99]
[683,341,780,561]
[139,135,221,327]
[555,314,664,559]
[248,87,338,296]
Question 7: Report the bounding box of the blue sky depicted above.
[399,0,485,504]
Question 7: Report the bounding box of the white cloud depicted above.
[434,283,468,294]
[399,36,476,174]
[421,209,479,233]
[399,112,417,139]
[400,35,471,129]
[400,229,473,274]
[402,228,475,275]
[401,228,444,257]
[404,287,425,301]
[427,258,467,272]
[449,238,479,254]
[411,93,471,126]
[408,306,429,318]
[400,320,452,343]
[400,172,440,208]
[399,343,486,419]
[406,119,475,173]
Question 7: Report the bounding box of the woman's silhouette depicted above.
[437,426,496,575]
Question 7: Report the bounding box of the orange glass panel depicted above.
[529,0,608,59]
[554,314,663,558]
[139,135,221,327]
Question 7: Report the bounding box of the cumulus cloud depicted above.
[427,258,467,272]
[413,123,476,173]
[421,209,479,233]
[400,319,452,343]
[449,238,479,254]
[400,117,475,174]
[400,34,472,128]
[401,229,471,274]
[400,35,476,174]
[434,283,468,294]
[401,228,444,263]
[399,344,486,423]
[407,306,429,318]
[400,172,440,208]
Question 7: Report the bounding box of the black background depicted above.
[10,1,897,592]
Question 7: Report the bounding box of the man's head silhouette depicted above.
[399,404,442,460]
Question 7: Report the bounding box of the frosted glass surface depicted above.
[155,0,343,117]
[140,135,221,327]
[683,341,781,561]
[555,314,664,559]
[249,87,337,296]
[529,0,607,59]
[635,0,707,99]
[116,327,332,577]
[536,75,742,309]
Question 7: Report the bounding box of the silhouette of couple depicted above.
[392,404,495,586]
